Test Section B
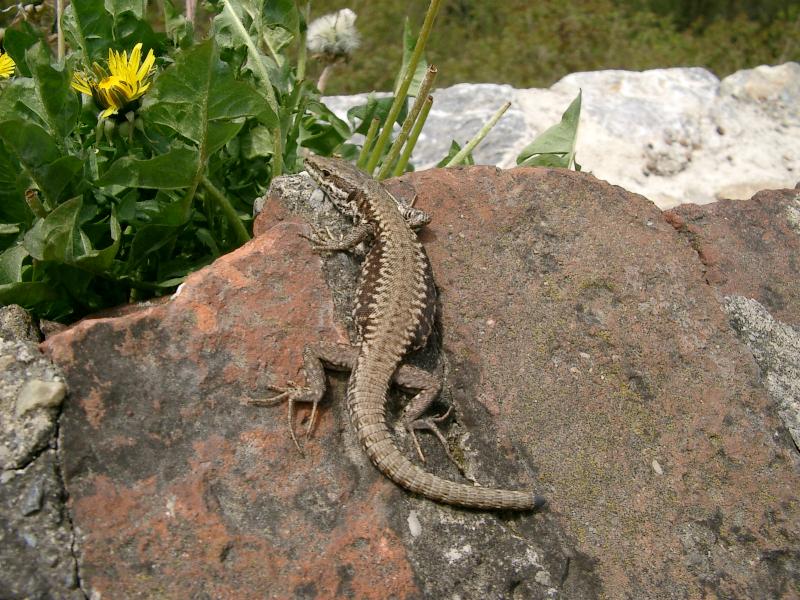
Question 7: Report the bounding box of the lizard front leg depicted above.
[250,342,358,453]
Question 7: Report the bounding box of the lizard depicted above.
[257,155,545,511]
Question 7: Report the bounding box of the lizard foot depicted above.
[249,383,322,456]
[407,406,460,470]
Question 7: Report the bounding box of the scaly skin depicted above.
[303,155,545,511]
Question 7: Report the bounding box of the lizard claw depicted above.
[299,226,341,252]
[407,406,459,468]
[249,382,314,456]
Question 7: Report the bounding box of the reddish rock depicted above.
[666,189,800,326]
[42,167,799,599]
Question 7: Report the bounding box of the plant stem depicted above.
[316,64,333,94]
[271,126,283,177]
[201,176,251,244]
[55,0,64,63]
[357,117,380,170]
[444,101,511,167]
[377,65,437,180]
[392,95,432,176]
[364,0,442,174]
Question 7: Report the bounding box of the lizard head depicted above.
[304,155,364,203]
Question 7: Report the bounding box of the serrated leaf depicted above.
[61,0,114,64]
[98,146,199,189]
[26,43,79,138]
[143,39,276,156]
[23,197,82,262]
[517,90,581,170]
[0,120,83,206]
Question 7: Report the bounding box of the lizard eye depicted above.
[321,169,331,177]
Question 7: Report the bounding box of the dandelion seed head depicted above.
[306,8,361,61]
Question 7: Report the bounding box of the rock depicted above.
[724,296,800,449]
[0,305,80,599]
[323,63,800,209]
[0,338,66,471]
[40,167,799,598]
[15,380,67,417]
[665,189,800,326]
[0,450,82,600]
[0,304,41,342]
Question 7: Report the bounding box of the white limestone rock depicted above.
[323,62,800,209]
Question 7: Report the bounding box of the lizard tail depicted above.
[349,387,545,511]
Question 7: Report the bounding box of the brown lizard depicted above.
[258,156,545,511]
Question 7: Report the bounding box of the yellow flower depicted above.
[71,43,155,119]
[0,51,15,79]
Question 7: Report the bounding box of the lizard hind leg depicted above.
[393,364,461,469]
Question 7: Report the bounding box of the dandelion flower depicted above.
[0,52,15,79]
[71,43,155,119]
[306,8,360,61]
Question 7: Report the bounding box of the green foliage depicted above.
[0,0,363,321]
[517,91,582,170]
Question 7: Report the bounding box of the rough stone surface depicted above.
[665,189,800,327]
[0,450,82,600]
[724,296,800,450]
[0,305,81,600]
[324,63,800,208]
[38,167,800,598]
[0,311,66,471]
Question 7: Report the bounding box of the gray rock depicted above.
[0,450,82,600]
[0,337,66,471]
[724,296,800,448]
[324,62,800,209]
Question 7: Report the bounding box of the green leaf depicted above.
[211,0,279,112]
[104,0,144,19]
[3,22,45,78]
[240,125,274,159]
[23,197,121,272]
[0,281,61,308]
[61,0,115,64]
[0,139,31,225]
[143,39,276,157]
[0,244,29,283]
[264,0,298,32]
[437,140,474,168]
[0,78,50,131]
[98,146,200,189]
[347,93,406,136]
[0,120,83,206]
[23,197,84,263]
[74,209,121,272]
[517,90,582,170]
[127,224,179,267]
[300,99,350,155]
[26,43,80,139]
